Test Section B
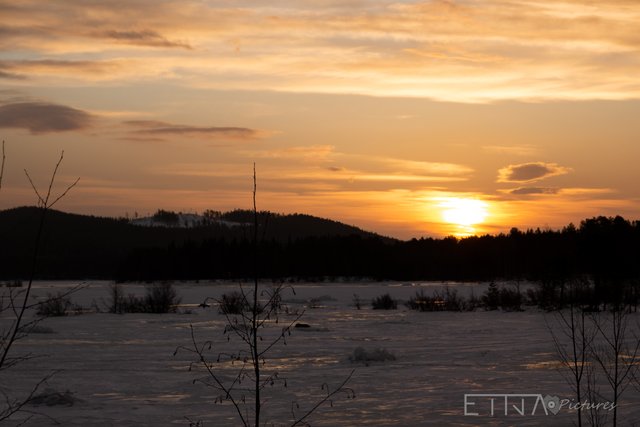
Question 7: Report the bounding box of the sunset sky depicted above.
[1,0,639,238]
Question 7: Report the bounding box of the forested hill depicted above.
[0,207,639,282]
[0,206,390,279]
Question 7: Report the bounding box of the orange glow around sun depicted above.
[438,197,489,236]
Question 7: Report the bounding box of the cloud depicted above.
[510,187,559,195]
[0,59,138,83]
[497,162,572,183]
[3,1,640,102]
[100,29,192,49]
[0,102,93,133]
[124,120,262,141]
[498,186,613,200]
[1,59,123,74]
[0,70,26,80]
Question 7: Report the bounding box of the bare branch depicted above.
[43,151,65,206]
[23,170,45,207]
[0,371,57,423]
[1,151,79,423]
[0,140,5,190]
[48,176,80,209]
[290,370,356,427]
[181,164,355,426]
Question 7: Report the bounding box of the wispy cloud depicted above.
[2,1,640,102]
[0,59,125,79]
[0,70,26,80]
[99,29,192,49]
[244,145,473,187]
[124,120,263,141]
[0,102,93,133]
[509,187,559,195]
[498,186,612,198]
[497,162,572,183]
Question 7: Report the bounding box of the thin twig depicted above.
[48,177,80,209]
[290,370,356,427]
[0,140,5,190]
[23,170,45,207]
[180,163,355,426]
[1,151,79,424]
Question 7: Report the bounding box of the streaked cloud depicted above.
[0,70,25,80]
[0,102,93,133]
[497,186,613,200]
[99,30,192,49]
[509,187,559,195]
[124,120,263,141]
[0,59,125,80]
[497,162,572,183]
[2,1,640,102]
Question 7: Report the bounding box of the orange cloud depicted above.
[2,1,640,102]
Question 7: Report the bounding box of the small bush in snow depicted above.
[219,291,251,314]
[107,282,181,313]
[371,293,397,310]
[145,281,181,313]
[37,293,72,317]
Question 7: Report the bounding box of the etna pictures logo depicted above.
[464,394,616,417]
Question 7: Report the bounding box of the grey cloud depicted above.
[498,162,571,183]
[101,30,192,49]
[124,120,260,140]
[0,102,93,133]
[510,187,559,195]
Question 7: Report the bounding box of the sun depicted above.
[439,197,489,234]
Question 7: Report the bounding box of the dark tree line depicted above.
[1,207,639,285]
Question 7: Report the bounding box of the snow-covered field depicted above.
[3,281,640,426]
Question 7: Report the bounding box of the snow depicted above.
[3,281,640,426]
[130,214,244,228]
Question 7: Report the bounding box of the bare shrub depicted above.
[499,287,523,311]
[36,292,74,317]
[371,293,397,310]
[218,290,250,314]
[406,288,464,312]
[107,282,181,314]
[144,281,181,313]
[352,294,362,310]
[28,388,78,407]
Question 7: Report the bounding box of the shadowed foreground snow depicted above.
[3,281,640,426]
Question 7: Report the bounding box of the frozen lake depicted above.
[3,281,640,426]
